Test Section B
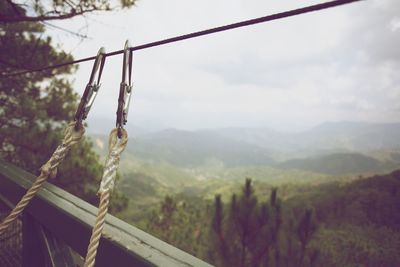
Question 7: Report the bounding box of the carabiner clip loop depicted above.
[116,40,133,138]
[75,47,106,128]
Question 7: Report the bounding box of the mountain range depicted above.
[90,121,400,176]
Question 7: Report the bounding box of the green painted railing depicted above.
[0,160,213,267]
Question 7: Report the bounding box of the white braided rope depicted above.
[98,128,128,194]
[83,128,128,267]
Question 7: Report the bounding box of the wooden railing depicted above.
[0,160,213,267]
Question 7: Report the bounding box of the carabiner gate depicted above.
[116,40,133,138]
[75,47,106,128]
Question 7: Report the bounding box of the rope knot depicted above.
[0,121,85,236]
[40,122,85,179]
[98,128,128,194]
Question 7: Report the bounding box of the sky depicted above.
[45,0,400,132]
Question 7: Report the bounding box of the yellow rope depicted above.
[0,122,85,235]
[83,128,128,267]
[83,191,110,267]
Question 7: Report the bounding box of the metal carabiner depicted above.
[116,40,133,138]
[74,47,106,128]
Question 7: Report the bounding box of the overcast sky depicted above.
[45,0,400,132]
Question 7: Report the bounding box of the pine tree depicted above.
[209,179,318,267]
[147,196,177,243]
[296,209,317,267]
[0,3,127,213]
[210,194,232,266]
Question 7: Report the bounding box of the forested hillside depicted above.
[1,0,398,266]
[116,170,400,267]
[277,153,389,175]
[295,170,400,266]
[89,123,400,266]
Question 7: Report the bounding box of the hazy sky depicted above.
[45,0,399,131]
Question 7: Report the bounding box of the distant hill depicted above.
[91,129,274,167]
[301,121,400,151]
[212,122,400,158]
[128,129,274,167]
[86,116,156,136]
[285,169,400,267]
[89,122,400,174]
[277,153,391,175]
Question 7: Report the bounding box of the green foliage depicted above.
[1,0,136,23]
[208,179,317,267]
[0,14,75,170]
[279,153,388,175]
[145,195,210,259]
[134,169,400,266]
[286,170,400,266]
[289,170,400,229]
[0,7,127,213]
[314,225,400,267]
[147,196,177,241]
[296,209,318,267]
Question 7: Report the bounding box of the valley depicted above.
[87,121,400,266]
[88,121,400,220]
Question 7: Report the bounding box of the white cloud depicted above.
[389,17,400,32]
[45,0,400,131]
